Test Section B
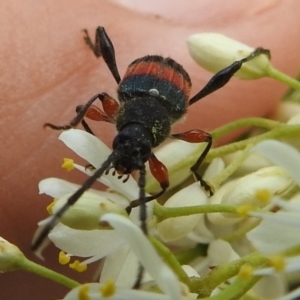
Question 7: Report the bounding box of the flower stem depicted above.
[209,145,251,190]
[149,236,190,285]
[267,66,300,91]
[208,123,300,161]
[211,117,281,141]
[201,276,261,300]
[222,219,261,242]
[154,203,237,222]
[18,258,80,289]
[189,252,268,297]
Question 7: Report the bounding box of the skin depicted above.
[0,0,300,298]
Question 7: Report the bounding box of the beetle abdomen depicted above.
[118,55,191,121]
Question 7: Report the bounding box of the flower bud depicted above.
[157,182,208,242]
[51,192,127,230]
[187,33,270,79]
[0,237,25,272]
[207,166,293,225]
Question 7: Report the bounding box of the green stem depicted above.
[154,203,237,222]
[189,252,268,297]
[209,145,251,190]
[208,123,300,161]
[222,219,261,242]
[267,66,300,91]
[211,117,281,141]
[18,258,80,289]
[201,276,261,300]
[149,236,190,285]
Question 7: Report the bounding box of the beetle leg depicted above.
[172,129,213,195]
[126,153,169,214]
[83,27,121,84]
[44,93,119,131]
[189,47,270,105]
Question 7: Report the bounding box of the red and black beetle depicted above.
[33,26,266,248]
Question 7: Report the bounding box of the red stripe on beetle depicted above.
[124,61,191,99]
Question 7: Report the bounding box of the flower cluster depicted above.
[2,33,300,300]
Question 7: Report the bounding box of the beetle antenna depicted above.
[131,162,147,289]
[31,152,115,251]
[137,162,148,235]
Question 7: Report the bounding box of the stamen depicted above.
[46,199,57,215]
[69,260,87,272]
[236,204,254,217]
[62,158,75,171]
[78,284,90,300]
[256,189,271,204]
[269,255,286,271]
[99,279,116,297]
[238,264,253,280]
[58,251,70,265]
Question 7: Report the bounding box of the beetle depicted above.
[32,26,267,249]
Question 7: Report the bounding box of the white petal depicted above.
[64,283,171,300]
[181,265,200,278]
[157,183,208,242]
[253,274,286,299]
[39,178,81,198]
[207,240,240,266]
[253,140,300,187]
[247,211,300,254]
[49,223,124,258]
[39,178,129,207]
[100,245,139,288]
[272,197,300,213]
[101,214,183,300]
[187,216,214,244]
[203,157,225,181]
[59,129,111,168]
[74,164,138,200]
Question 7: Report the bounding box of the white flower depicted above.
[37,129,153,281]
[187,33,270,79]
[207,166,293,226]
[63,214,187,300]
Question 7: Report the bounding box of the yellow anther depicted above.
[238,264,253,280]
[46,199,57,215]
[69,260,87,272]
[256,189,271,204]
[236,204,254,217]
[78,284,90,300]
[62,158,74,171]
[99,279,116,298]
[269,255,286,271]
[58,251,70,265]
